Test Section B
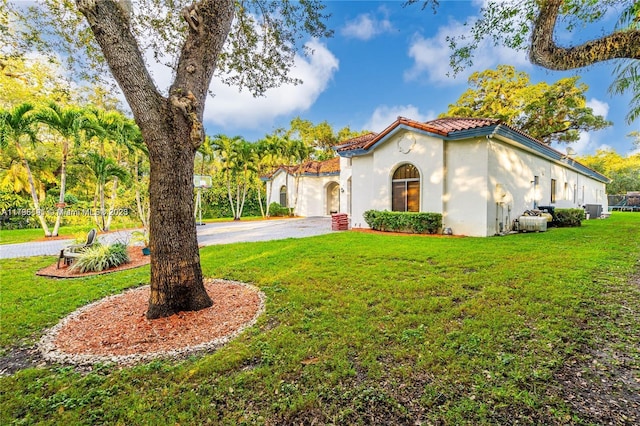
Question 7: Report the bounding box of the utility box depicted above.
[518,216,547,232]
[585,204,602,219]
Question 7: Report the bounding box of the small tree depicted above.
[81,152,129,231]
[35,102,99,236]
[212,134,256,220]
[0,103,51,235]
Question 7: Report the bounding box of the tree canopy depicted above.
[577,149,640,194]
[442,65,611,144]
[409,0,640,123]
[275,117,370,160]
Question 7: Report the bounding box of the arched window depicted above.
[279,185,287,207]
[392,164,420,212]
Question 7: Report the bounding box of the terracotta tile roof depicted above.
[334,116,609,183]
[334,132,378,152]
[336,117,501,152]
[420,117,501,134]
[293,156,340,175]
[263,157,340,179]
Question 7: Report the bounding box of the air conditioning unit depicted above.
[518,216,547,232]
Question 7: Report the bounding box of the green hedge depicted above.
[555,208,585,227]
[268,202,290,217]
[363,210,442,234]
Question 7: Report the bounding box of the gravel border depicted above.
[38,279,266,367]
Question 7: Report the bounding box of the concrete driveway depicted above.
[0,217,334,259]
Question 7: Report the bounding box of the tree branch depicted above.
[530,0,640,70]
[75,0,163,128]
[172,0,234,108]
[169,0,234,149]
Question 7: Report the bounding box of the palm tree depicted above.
[86,108,142,230]
[0,103,51,235]
[283,137,311,215]
[196,135,216,176]
[35,102,100,236]
[256,135,290,216]
[231,139,258,220]
[81,152,129,231]
[212,134,245,220]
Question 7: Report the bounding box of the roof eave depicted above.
[489,126,610,183]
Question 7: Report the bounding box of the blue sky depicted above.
[164,1,638,155]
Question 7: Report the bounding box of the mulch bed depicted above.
[35,246,150,278]
[39,279,265,366]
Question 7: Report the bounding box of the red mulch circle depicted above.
[40,279,265,366]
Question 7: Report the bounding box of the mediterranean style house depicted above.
[264,117,609,237]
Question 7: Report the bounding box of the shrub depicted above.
[555,208,585,227]
[268,202,290,217]
[70,243,130,273]
[363,210,442,234]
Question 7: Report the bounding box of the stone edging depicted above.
[38,279,266,366]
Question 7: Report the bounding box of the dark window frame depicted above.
[392,164,420,212]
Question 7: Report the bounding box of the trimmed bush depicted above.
[70,242,130,273]
[363,210,442,234]
[268,202,290,217]
[555,208,585,227]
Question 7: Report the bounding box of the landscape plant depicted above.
[364,210,442,234]
[69,242,130,273]
[268,202,290,217]
[554,208,586,227]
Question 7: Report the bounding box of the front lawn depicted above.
[1,213,638,424]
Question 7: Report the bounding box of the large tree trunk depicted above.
[77,0,234,319]
[146,126,211,319]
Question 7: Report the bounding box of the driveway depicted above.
[0,217,334,259]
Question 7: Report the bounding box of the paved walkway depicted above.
[0,217,334,259]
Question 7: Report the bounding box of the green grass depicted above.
[1,213,638,424]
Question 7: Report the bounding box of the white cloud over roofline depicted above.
[364,104,435,132]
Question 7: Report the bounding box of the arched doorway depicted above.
[326,182,340,215]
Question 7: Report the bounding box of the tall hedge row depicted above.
[363,210,442,234]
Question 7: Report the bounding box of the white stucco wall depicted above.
[339,156,353,216]
[345,129,608,237]
[265,170,292,210]
[349,129,445,228]
[445,138,490,237]
[265,169,340,217]
[487,138,608,234]
[296,175,341,217]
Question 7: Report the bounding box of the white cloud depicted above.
[587,98,609,118]
[341,11,394,41]
[364,105,435,132]
[563,134,611,157]
[563,98,611,155]
[203,39,338,130]
[404,18,529,85]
